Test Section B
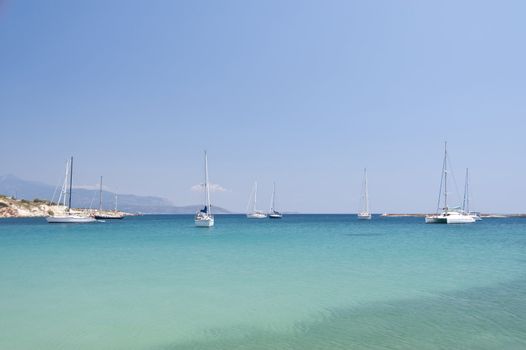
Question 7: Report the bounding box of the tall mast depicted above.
[271,182,276,212]
[114,194,118,211]
[254,181,258,211]
[466,168,469,213]
[463,168,469,213]
[60,159,70,207]
[364,168,369,213]
[99,176,103,211]
[204,151,210,212]
[443,142,448,210]
[68,156,73,210]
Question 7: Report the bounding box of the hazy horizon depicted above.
[1,1,525,213]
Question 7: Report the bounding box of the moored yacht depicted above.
[425,143,475,224]
[93,177,124,220]
[357,168,372,220]
[425,207,476,224]
[46,157,96,223]
[247,181,267,219]
[194,151,214,227]
[268,182,283,219]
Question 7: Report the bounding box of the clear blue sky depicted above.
[1,0,525,213]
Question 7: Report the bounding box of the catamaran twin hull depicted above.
[425,214,475,224]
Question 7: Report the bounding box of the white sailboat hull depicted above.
[46,215,96,223]
[195,216,214,227]
[247,212,267,219]
[425,215,447,224]
[447,215,476,224]
[195,151,214,228]
[357,212,372,220]
[247,182,267,219]
[425,212,475,224]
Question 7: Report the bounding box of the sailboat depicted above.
[246,181,267,219]
[268,182,283,219]
[357,168,372,220]
[194,151,214,227]
[462,168,481,221]
[93,176,124,220]
[46,157,96,223]
[425,143,475,224]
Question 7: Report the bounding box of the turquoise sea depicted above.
[1,215,525,349]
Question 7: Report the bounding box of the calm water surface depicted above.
[1,215,525,349]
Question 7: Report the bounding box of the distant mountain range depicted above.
[0,174,231,214]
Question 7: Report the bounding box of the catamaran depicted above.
[357,168,372,220]
[425,143,475,224]
[93,176,124,220]
[46,157,96,223]
[194,151,214,227]
[268,182,283,219]
[247,181,267,219]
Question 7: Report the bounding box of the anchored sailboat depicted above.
[194,151,214,227]
[93,176,124,220]
[425,143,475,224]
[247,181,267,219]
[46,157,96,223]
[357,168,372,220]
[268,182,283,219]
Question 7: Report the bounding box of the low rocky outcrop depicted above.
[0,195,127,218]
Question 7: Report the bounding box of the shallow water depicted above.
[1,215,525,349]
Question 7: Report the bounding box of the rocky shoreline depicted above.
[0,195,128,218]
